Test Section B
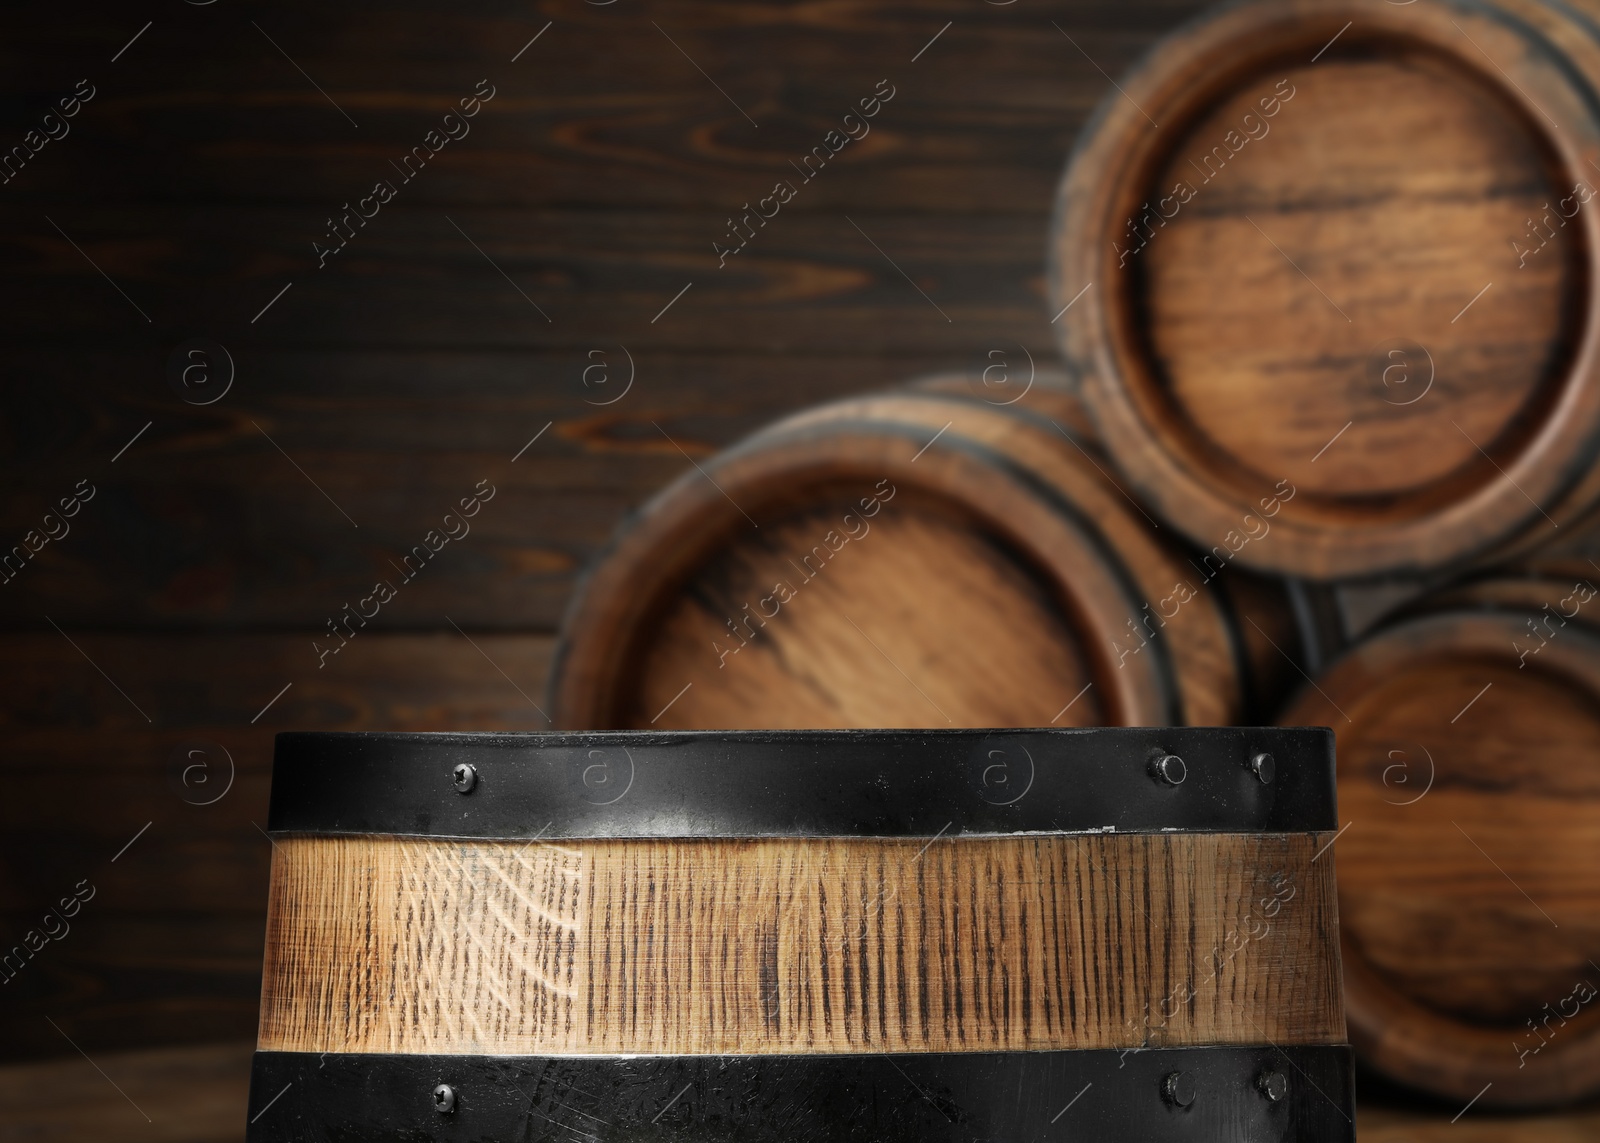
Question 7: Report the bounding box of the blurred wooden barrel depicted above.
[1280,576,1600,1106]
[1052,0,1600,580]
[249,728,1354,1141]
[548,371,1331,730]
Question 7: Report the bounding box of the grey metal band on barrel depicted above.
[266,726,1336,839]
[245,1045,1355,1142]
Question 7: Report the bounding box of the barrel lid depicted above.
[267,726,1335,839]
[1051,0,1600,578]
[1281,597,1600,1105]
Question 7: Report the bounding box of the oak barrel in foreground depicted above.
[550,372,1327,730]
[247,727,1352,1141]
[1052,0,1600,579]
[1281,576,1600,1106]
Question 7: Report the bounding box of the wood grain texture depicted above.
[0,350,961,630]
[632,499,1112,728]
[0,1040,253,1143]
[1281,580,1600,1105]
[1,0,1231,1072]
[550,376,1315,730]
[0,632,553,1062]
[1052,0,1600,578]
[0,0,1221,633]
[257,832,1343,1055]
[1148,56,1571,500]
[0,2,1209,211]
[5,206,1051,352]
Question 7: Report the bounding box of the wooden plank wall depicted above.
[0,0,1209,1061]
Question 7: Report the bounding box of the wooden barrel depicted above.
[1051,0,1600,580]
[247,727,1354,1141]
[549,371,1334,730]
[1279,576,1600,1106]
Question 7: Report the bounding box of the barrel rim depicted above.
[264,725,1337,839]
[1050,0,1600,578]
[1280,608,1600,1105]
[546,404,1189,728]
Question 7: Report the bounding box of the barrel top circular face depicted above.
[629,491,1105,730]
[549,380,1307,731]
[1281,602,1600,1105]
[1144,55,1575,502]
[1054,0,1600,578]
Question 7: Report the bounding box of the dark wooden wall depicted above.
[0,0,1207,1061]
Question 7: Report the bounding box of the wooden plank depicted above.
[0,0,1207,631]
[0,351,964,630]
[0,632,553,1061]
[0,3,1208,210]
[0,631,555,757]
[2,206,1051,351]
[258,832,1342,1055]
[0,917,267,1062]
[0,1040,254,1143]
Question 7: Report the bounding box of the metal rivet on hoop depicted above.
[1151,753,1186,786]
[1257,1070,1288,1103]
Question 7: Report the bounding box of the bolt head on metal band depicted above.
[432,1083,456,1113]
[1257,1070,1288,1102]
[451,763,477,794]
[1151,753,1186,786]
[1249,752,1275,785]
[1162,1070,1196,1108]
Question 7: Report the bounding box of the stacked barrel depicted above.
[550,0,1600,1111]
